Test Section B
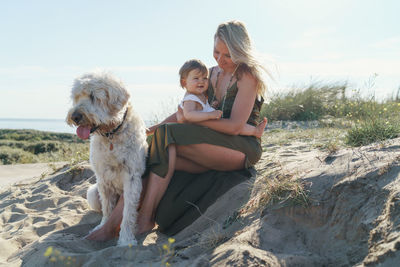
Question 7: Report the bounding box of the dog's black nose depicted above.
[71,111,83,124]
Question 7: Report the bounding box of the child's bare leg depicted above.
[254,117,268,138]
[239,117,268,138]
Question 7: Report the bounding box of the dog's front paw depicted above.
[117,237,137,247]
[118,227,137,247]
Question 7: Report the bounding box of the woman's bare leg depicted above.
[176,143,246,171]
[136,144,245,234]
[85,195,124,241]
[136,144,177,234]
[86,144,179,239]
[87,143,246,239]
[175,156,209,173]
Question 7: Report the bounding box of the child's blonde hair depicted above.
[179,59,208,88]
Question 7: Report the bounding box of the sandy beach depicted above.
[1,133,399,266]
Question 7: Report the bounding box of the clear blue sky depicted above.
[1,0,399,121]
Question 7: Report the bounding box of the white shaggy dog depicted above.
[66,71,148,246]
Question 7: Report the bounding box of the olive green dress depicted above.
[147,68,263,235]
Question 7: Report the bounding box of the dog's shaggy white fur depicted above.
[66,71,148,246]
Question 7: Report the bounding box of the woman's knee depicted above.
[176,144,245,171]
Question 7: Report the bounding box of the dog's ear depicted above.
[104,78,130,115]
[108,86,130,114]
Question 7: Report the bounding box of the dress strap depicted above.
[209,66,215,78]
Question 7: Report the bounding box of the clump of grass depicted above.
[345,120,399,146]
[260,174,310,208]
[198,227,228,250]
[261,82,346,121]
[244,168,310,215]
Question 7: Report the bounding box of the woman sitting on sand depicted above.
[86,20,268,240]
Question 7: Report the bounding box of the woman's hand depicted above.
[146,112,179,135]
[176,106,187,123]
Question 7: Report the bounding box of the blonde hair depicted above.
[215,20,268,97]
[178,59,208,88]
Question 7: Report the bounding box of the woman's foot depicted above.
[255,117,268,138]
[136,217,156,235]
[85,224,119,241]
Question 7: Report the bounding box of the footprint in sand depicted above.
[0,198,24,209]
[8,213,27,223]
[32,216,46,224]
[55,168,95,191]
[280,153,297,157]
[25,199,56,211]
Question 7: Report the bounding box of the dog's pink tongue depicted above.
[76,126,91,140]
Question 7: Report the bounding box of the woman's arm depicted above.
[146,112,177,136]
[196,72,258,135]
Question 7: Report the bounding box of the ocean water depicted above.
[0,118,75,134]
[0,118,153,134]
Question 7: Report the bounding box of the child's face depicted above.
[182,69,209,95]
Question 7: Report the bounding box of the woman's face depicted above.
[213,37,236,72]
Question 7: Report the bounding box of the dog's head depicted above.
[66,71,130,139]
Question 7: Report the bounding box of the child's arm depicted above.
[183,100,222,122]
[239,117,268,138]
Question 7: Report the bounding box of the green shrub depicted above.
[0,129,84,143]
[0,130,89,165]
[261,83,346,121]
[0,140,61,154]
[26,141,61,154]
[0,147,38,164]
[345,120,399,146]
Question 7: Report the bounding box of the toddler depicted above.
[178,59,267,138]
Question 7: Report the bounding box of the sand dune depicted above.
[1,137,399,266]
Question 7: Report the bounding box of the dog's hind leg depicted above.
[118,173,142,246]
[87,184,102,212]
[92,181,119,231]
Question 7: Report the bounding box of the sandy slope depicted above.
[0,162,67,188]
[0,136,399,266]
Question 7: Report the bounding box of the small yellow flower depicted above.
[386,121,389,124]
[44,246,53,257]
[163,244,168,250]
[397,103,400,106]
[168,238,175,244]
[128,243,133,248]
[50,256,57,262]
[383,108,387,111]
[166,263,171,267]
